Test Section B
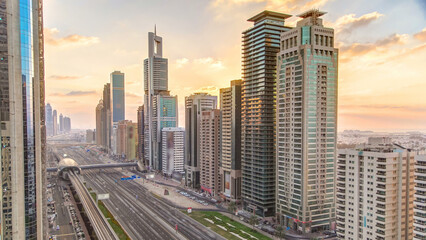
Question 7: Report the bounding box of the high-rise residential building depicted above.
[111,71,125,123]
[144,29,178,171]
[95,100,105,146]
[103,83,111,148]
[185,93,217,189]
[59,113,64,133]
[219,80,242,202]
[161,127,185,176]
[276,10,338,232]
[116,120,138,160]
[336,138,415,240]
[414,154,426,240]
[64,116,71,132]
[46,103,53,136]
[241,10,291,217]
[137,105,144,161]
[0,0,46,238]
[53,109,58,135]
[200,109,221,197]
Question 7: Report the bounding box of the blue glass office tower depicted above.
[0,0,46,239]
[111,71,125,123]
[144,29,178,170]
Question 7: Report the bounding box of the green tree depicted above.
[249,214,259,230]
[227,202,237,220]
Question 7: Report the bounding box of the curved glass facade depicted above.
[20,0,37,238]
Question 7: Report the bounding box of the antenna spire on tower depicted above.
[154,24,157,35]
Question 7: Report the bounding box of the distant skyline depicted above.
[44,0,426,132]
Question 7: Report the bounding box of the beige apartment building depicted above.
[336,137,415,240]
[200,109,221,197]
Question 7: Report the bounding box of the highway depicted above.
[53,145,224,240]
[68,170,119,240]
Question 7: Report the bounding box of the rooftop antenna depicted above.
[154,24,156,36]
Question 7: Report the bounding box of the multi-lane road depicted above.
[52,145,224,240]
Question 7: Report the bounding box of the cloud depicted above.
[176,58,189,68]
[340,104,426,112]
[51,90,97,97]
[49,75,82,81]
[45,28,99,47]
[414,28,426,41]
[126,92,142,98]
[210,0,332,20]
[340,33,407,57]
[194,57,225,70]
[334,12,384,34]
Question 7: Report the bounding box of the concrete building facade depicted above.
[275,10,338,232]
[414,154,426,240]
[137,105,144,161]
[0,0,47,238]
[219,80,242,202]
[241,10,291,217]
[200,109,221,197]
[336,138,415,240]
[161,127,185,176]
[185,93,217,189]
[116,120,138,160]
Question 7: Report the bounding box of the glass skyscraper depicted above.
[144,29,178,170]
[0,0,46,239]
[241,11,291,217]
[276,10,338,233]
[111,71,125,123]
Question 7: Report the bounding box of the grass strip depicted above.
[185,211,271,240]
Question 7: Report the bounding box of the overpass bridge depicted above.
[47,158,144,179]
[68,170,119,240]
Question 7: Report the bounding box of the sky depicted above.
[43,0,426,132]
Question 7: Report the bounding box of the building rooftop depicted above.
[248,10,292,22]
[297,9,326,18]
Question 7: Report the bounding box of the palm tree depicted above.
[249,214,259,231]
[227,202,237,220]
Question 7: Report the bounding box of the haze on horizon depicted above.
[43,0,426,132]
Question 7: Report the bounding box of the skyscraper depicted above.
[161,127,185,176]
[59,113,64,133]
[116,120,138,160]
[111,71,125,123]
[53,109,58,135]
[0,0,46,238]
[103,83,111,148]
[144,29,178,170]
[336,138,415,239]
[137,105,144,161]
[200,109,221,197]
[95,100,105,146]
[64,116,71,132]
[414,154,426,240]
[275,10,338,232]
[46,103,53,136]
[220,80,242,202]
[185,93,217,189]
[241,10,291,217]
